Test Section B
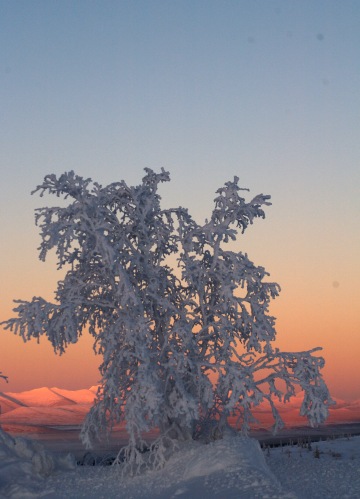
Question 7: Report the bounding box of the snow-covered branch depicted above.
[1,169,333,473]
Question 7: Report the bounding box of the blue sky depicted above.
[2,1,359,197]
[1,1,360,398]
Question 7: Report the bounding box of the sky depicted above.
[1,1,359,401]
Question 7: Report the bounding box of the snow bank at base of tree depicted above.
[3,430,360,498]
[44,434,295,498]
[142,434,293,499]
[0,428,75,498]
[1,430,289,499]
[169,433,274,483]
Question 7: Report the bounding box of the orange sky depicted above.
[1,232,359,402]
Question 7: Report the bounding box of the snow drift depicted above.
[0,428,75,498]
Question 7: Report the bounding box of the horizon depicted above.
[1,384,359,431]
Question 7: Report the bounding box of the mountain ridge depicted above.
[0,386,359,434]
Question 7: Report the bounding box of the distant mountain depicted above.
[0,404,90,426]
[0,386,97,432]
[0,392,27,414]
[51,386,98,405]
[5,387,75,408]
[1,386,97,409]
[0,386,359,435]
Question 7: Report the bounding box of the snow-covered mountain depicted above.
[0,386,98,432]
[1,386,98,411]
[1,386,359,434]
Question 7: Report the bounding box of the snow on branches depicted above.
[1,169,333,473]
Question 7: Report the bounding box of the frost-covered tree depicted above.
[1,169,333,472]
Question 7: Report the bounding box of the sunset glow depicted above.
[1,1,359,406]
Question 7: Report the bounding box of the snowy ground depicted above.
[266,436,360,499]
[1,429,360,498]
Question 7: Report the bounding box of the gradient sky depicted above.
[1,1,359,400]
